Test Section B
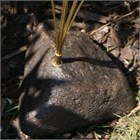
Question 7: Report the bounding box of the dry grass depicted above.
[110,90,140,140]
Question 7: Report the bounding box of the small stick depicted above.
[94,131,100,140]
[90,8,137,35]
[2,45,27,61]
[90,23,110,35]
[128,103,140,116]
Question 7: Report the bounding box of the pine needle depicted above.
[51,0,84,66]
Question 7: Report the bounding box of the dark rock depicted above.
[19,28,136,137]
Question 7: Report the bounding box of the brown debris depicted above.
[108,27,123,48]
[120,47,134,67]
[78,10,109,23]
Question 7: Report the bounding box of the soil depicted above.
[1,1,139,139]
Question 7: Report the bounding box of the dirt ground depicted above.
[1,1,140,139]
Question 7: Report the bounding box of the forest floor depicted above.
[1,1,140,139]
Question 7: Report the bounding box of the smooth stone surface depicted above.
[19,27,135,137]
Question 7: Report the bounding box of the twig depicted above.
[90,23,110,35]
[94,131,99,140]
[90,8,137,35]
[128,103,140,116]
[2,45,27,61]
[114,8,137,22]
